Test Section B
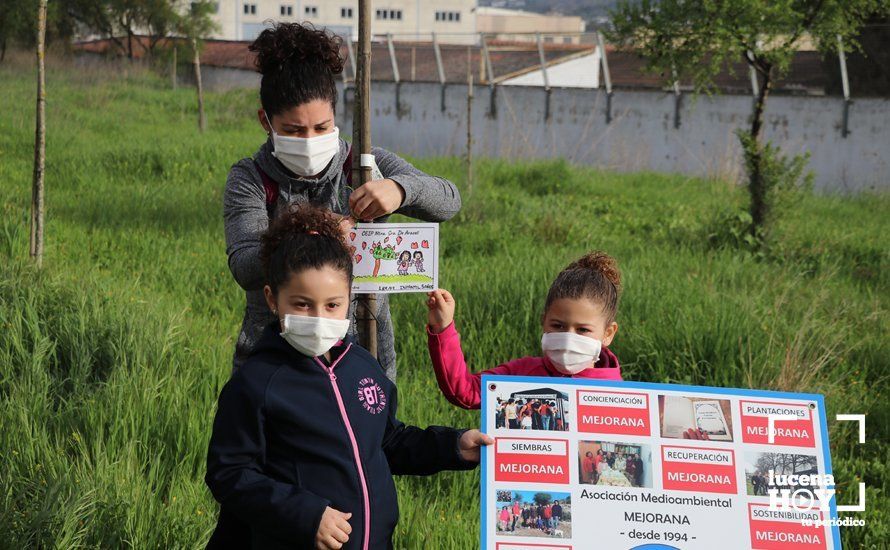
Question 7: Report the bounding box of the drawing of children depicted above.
[397,250,412,276]
[413,250,425,272]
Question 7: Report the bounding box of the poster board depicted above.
[348,223,438,294]
[480,375,840,550]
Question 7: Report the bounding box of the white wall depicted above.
[194,64,889,193]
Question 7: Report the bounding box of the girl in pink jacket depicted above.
[425,251,624,409]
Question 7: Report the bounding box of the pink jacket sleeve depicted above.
[427,322,514,410]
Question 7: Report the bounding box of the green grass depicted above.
[1,53,888,548]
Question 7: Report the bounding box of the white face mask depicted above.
[265,112,340,177]
[541,331,602,375]
[280,314,350,357]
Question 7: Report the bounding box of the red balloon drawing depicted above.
[355,254,362,263]
[411,242,418,249]
[362,241,367,250]
[384,236,390,243]
[396,236,403,245]
[349,232,356,241]
[421,240,429,248]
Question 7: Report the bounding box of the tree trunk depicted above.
[373,258,381,278]
[192,38,205,132]
[747,62,772,236]
[354,0,378,361]
[30,0,48,267]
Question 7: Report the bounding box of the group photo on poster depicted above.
[578,440,652,488]
[493,387,571,432]
[494,490,571,539]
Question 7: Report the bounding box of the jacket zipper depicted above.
[314,344,371,550]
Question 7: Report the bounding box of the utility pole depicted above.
[352,0,377,359]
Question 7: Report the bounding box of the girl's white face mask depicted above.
[265,112,340,177]
[280,314,350,358]
[541,331,602,375]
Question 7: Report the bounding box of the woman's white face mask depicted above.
[280,314,350,357]
[541,331,602,375]
[265,112,340,177]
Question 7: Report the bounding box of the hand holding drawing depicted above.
[458,429,494,463]
[427,289,455,333]
[349,179,405,221]
[315,507,352,550]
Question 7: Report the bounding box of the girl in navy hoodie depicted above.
[206,203,492,550]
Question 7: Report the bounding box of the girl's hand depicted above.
[315,507,352,550]
[427,289,455,334]
[349,179,405,221]
[458,429,494,463]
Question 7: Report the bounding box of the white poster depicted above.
[480,375,840,550]
[348,223,438,294]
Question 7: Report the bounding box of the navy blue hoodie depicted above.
[205,320,477,549]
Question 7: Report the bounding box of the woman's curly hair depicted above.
[249,22,344,116]
[260,202,353,292]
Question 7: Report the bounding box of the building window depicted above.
[243,3,256,15]
[280,5,293,16]
[341,7,353,19]
[376,9,402,20]
[305,6,318,17]
[435,11,461,22]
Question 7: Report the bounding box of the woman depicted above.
[224,22,461,379]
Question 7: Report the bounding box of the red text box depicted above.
[740,400,816,448]
[576,389,651,436]
[494,437,570,485]
[748,504,827,550]
[661,445,737,494]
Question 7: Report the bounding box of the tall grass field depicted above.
[1,55,887,548]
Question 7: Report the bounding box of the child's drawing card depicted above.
[349,223,438,294]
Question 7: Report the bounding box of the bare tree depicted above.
[30,0,47,266]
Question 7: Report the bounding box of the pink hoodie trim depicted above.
[314,345,371,550]
[427,322,622,410]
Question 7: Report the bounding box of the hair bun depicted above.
[567,251,621,292]
[250,22,344,76]
[282,202,345,243]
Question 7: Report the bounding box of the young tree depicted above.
[30,0,47,266]
[609,0,886,238]
[175,1,216,132]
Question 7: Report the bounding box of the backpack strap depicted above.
[253,160,278,216]
[255,145,355,217]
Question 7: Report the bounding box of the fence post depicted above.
[596,31,613,124]
[466,46,474,194]
[433,32,447,112]
[837,34,852,138]
[481,33,497,118]
[747,50,759,113]
[671,64,682,129]
[387,33,401,115]
[537,32,552,120]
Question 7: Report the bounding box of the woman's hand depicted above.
[682,428,710,440]
[427,289,455,334]
[458,429,494,463]
[315,507,352,550]
[349,179,405,221]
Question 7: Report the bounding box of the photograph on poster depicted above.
[494,489,572,539]
[492,387,570,432]
[743,451,820,496]
[577,440,652,488]
[658,395,734,441]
